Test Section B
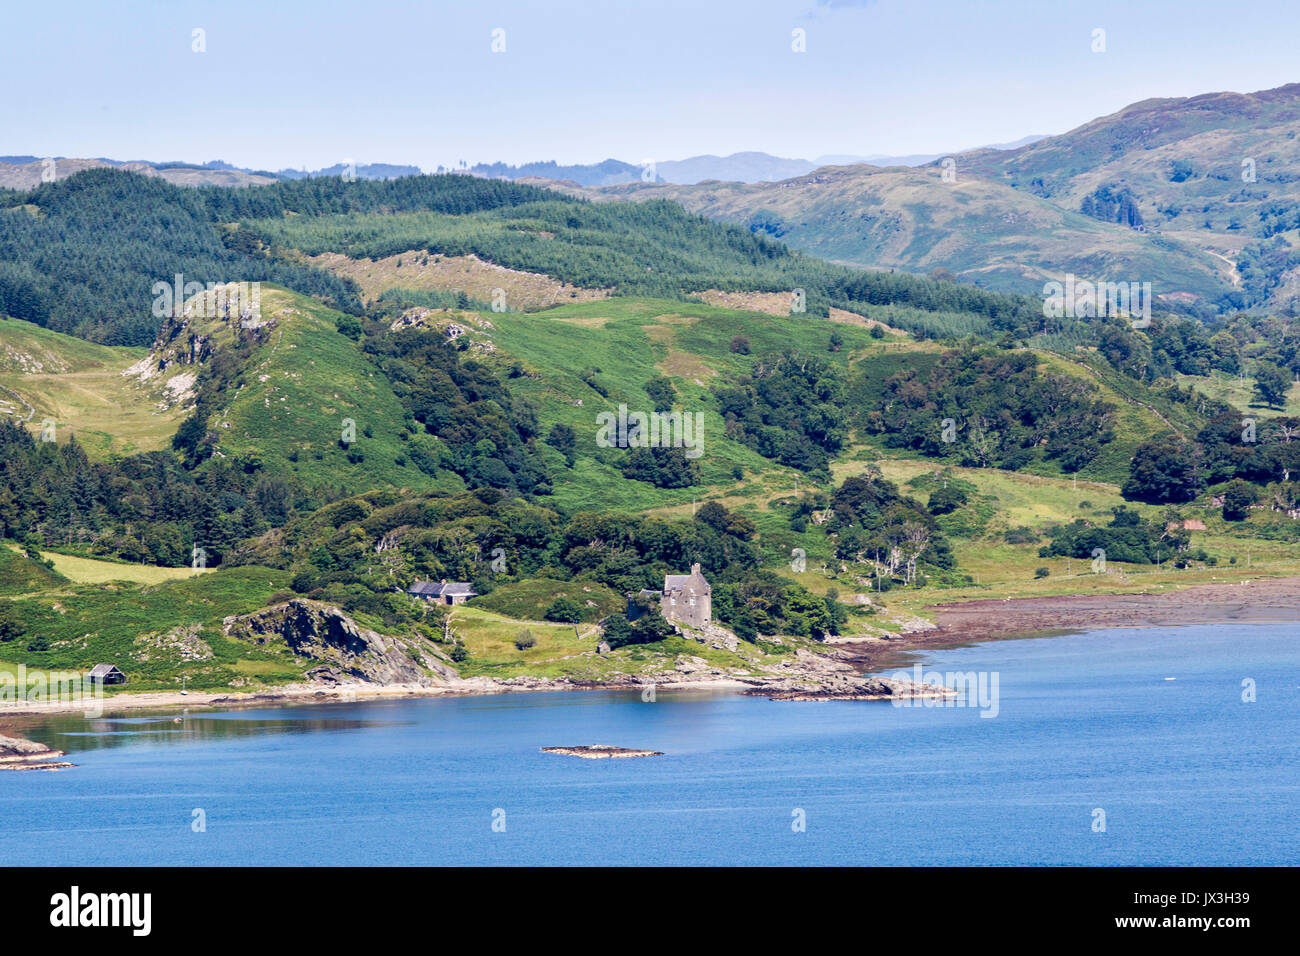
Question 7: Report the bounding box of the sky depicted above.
[4,0,1300,171]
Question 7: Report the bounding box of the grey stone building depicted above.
[408,580,477,606]
[660,563,712,628]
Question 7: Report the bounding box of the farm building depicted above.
[408,580,477,605]
[87,664,126,685]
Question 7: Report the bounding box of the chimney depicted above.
[441,578,447,585]
[691,563,701,575]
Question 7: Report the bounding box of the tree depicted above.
[1122,437,1205,503]
[1221,479,1258,521]
[729,336,751,355]
[545,423,577,467]
[643,376,676,411]
[0,600,26,643]
[927,484,968,515]
[544,597,583,622]
[1254,362,1291,409]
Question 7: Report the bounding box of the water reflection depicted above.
[20,712,400,753]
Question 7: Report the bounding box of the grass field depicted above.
[38,550,209,585]
[0,316,183,456]
[0,567,298,691]
[1176,370,1300,418]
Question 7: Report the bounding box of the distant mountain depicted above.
[953,84,1300,239]
[537,85,1300,309]
[654,152,817,183]
[0,157,276,189]
[469,140,1050,187]
[467,158,643,187]
[579,164,1228,302]
[276,162,423,181]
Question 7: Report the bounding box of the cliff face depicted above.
[223,600,457,686]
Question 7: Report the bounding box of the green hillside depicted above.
[586,165,1230,301]
[0,315,181,456]
[191,287,464,493]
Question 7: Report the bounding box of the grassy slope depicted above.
[475,296,889,511]
[0,543,68,595]
[471,578,623,622]
[39,549,210,586]
[1175,370,1300,418]
[0,316,183,456]
[0,567,299,691]
[205,287,464,493]
[585,166,1229,299]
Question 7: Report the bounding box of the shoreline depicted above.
[2,576,1297,727]
[839,575,1300,672]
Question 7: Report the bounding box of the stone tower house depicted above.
[661,563,711,628]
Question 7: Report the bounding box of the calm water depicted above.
[3,622,1297,865]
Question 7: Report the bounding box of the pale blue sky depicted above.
[4,0,1299,171]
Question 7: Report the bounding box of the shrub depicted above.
[544,597,583,622]
[514,629,536,650]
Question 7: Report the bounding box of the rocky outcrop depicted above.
[223,600,457,686]
[541,745,663,759]
[133,623,213,663]
[0,734,74,771]
[757,675,958,702]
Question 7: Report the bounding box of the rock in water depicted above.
[0,733,75,771]
[541,745,663,759]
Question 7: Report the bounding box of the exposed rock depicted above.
[680,620,740,652]
[541,745,663,759]
[223,599,457,686]
[0,733,74,771]
[133,623,213,663]
[755,675,958,702]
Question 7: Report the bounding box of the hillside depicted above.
[581,164,1230,300]
[0,316,182,455]
[0,161,1295,702]
[527,82,1300,312]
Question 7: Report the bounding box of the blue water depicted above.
[3,623,1297,865]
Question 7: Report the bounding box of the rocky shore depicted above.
[839,575,1300,673]
[3,576,1293,736]
[0,733,74,771]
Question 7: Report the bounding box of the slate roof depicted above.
[408,581,476,597]
[88,664,123,678]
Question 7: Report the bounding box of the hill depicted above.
[952,82,1300,310]
[0,157,276,190]
[580,164,1230,300]
[0,315,183,456]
